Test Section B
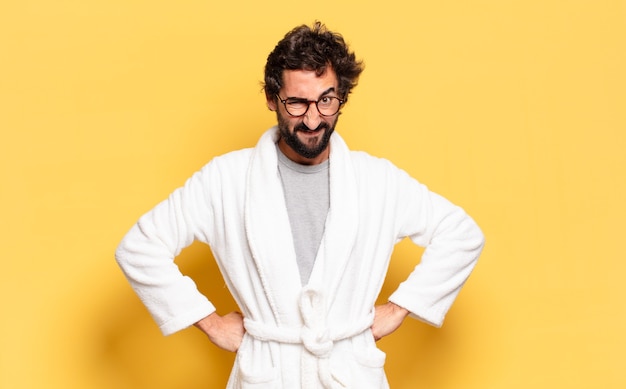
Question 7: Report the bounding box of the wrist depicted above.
[194,312,220,336]
[388,301,409,318]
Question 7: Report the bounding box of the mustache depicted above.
[294,122,330,133]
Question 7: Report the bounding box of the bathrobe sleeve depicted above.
[115,163,219,336]
[387,167,485,327]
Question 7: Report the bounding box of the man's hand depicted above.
[194,311,245,352]
[371,302,409,341]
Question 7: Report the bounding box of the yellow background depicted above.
[1,0,625,388]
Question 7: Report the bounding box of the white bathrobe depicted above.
[115,126,484,388]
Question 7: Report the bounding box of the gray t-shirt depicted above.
[276,145,330,285]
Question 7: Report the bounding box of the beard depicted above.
[277,113,337,160]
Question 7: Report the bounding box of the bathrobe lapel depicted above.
[244,128,302,325]
[307,132,359,309]
[244,127,359,325]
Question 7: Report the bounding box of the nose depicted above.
[303,102,322,129]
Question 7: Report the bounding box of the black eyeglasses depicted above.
[276,94,344,117]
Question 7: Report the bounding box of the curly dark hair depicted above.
[264,22,364,102]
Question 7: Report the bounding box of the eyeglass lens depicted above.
[282,96,342,117]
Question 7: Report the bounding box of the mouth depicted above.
[298,129,322,137]
[295,123,327,135]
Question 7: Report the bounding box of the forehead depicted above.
[281,68,338,98]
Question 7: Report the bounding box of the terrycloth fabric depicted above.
[115,126,485,388]
[243,288,375,389]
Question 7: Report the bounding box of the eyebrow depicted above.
[286,87,337,101]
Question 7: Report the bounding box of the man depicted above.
[116,22,484,388]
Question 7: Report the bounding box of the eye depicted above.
[286,99,307,108]
[318,96,332,106]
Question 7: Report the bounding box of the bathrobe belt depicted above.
[243,289,375,388]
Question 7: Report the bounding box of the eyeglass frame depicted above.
[275,94,345,117]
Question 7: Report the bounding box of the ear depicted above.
[266,93,277,111]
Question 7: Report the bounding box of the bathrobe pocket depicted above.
[352,330,387,388]
[353,334,386,368]
[330,332,387,388]
[234,334,279,388]
[353,332,387,387]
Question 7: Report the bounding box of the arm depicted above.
[115,166,217,336]
[388,169,485,327]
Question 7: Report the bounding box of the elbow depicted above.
[460,212,485,254]
[114,242,125,266]
[469,219,486,257]
[476,225,486,250]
